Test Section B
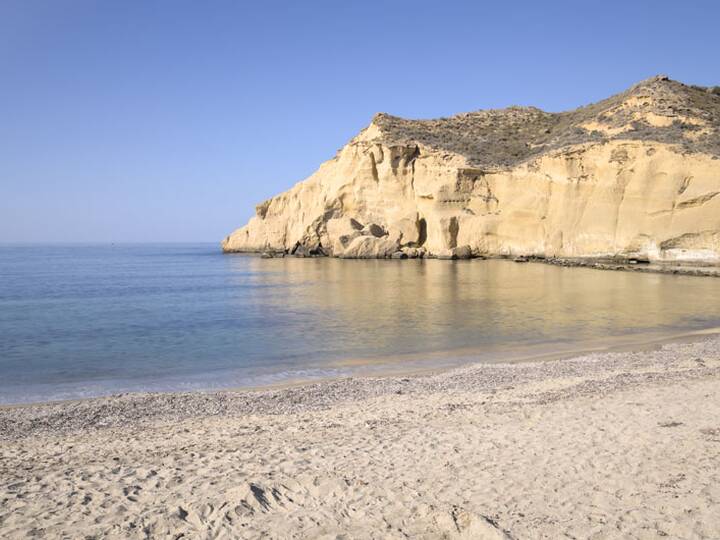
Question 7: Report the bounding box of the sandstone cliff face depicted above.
[222,76,720,262]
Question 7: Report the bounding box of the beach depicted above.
[2,337,719,539]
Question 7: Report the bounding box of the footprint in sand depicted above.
[433,507,514,540]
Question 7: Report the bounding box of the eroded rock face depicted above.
[222,76,720,263]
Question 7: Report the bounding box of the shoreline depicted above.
[225,249,720,278]
[2,335,719,537]
[3,323,720,413]
[2,331,720,440]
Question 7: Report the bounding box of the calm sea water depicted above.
[1,244,719,404]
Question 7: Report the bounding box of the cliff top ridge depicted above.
[366,76,720,169]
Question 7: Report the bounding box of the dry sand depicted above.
[2,337,720,539]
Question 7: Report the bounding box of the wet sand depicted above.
[2,337,720,538]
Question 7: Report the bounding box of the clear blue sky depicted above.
[2,0,718,243]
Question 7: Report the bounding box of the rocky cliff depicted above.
[222,76,720,262]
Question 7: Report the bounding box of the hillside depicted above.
[371,76,720,169]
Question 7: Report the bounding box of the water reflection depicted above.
[1,244,718,404]
[226,256,720,366]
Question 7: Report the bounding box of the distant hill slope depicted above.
[223,76,720,263]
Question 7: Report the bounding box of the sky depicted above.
[1,0,719,243]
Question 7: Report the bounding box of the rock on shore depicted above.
[222,76,720,262]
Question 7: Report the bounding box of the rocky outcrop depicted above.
[222,76,720,262]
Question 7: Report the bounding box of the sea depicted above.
[1,243,719,405]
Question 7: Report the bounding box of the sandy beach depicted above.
[1,337,720,539]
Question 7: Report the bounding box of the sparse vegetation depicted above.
[372,76,720,169]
